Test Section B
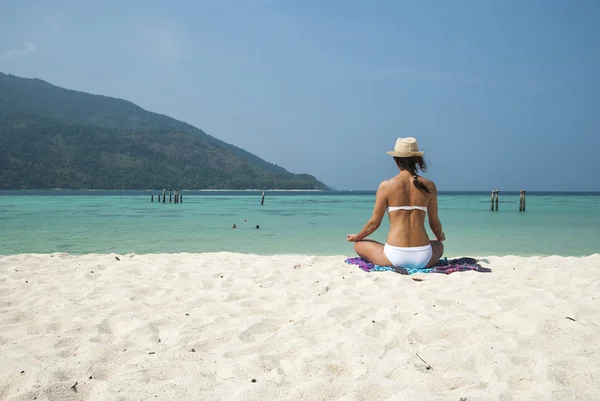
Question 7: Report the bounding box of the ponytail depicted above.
[412,174,431,193]
[393,156,431,193]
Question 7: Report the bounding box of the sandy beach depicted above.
[1,252,599,401]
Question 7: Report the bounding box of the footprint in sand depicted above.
[97,318,112,335]
[327,305,354,319]
[239,319,283,343]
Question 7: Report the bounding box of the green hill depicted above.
[0,72,329,190]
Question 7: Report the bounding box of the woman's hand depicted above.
[437,232,446,242]
[347,234,360,242]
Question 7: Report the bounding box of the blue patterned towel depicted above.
[344,256,491,275]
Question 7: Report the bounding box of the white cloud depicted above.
[0,42,38,59]
[44,13,61,31]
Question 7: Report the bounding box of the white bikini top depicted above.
[387,205,428,213]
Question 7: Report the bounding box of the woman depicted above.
[347,137,445,268]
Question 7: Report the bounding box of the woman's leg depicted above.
[354,239,393,266]
[425,240,444,268]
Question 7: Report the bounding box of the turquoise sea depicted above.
[1,190,599,257]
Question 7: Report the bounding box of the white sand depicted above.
[0,253,599,401]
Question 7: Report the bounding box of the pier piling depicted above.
[495,190,499,211]
[519,190,527,211]
[157,188,182,205]
[490,190,499,211]
[261,191,265,206]
[519,190,523,211]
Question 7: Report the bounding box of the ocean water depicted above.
[0,190,599,257]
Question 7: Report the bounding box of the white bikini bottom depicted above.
[383,243,433,269]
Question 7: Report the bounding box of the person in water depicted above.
[347,137,445,269]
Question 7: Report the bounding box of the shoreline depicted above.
[1,253,598,400]
[1,251,600,259]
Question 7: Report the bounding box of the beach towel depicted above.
[344,256,492,275]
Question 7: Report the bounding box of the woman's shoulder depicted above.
[376,177,398,195]
[420,177,437,192]
[379,176,401,188]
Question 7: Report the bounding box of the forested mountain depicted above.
[0,72,329,190]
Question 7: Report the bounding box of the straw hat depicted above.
[386,137,424,157]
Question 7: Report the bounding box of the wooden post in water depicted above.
[162,189,166,203]
[491,190,499,211]
[522,190,526,211]
[494,190,499,211]
[175,189,179,204]
[180,191,183,203]
[169,189,172,203]
[261,191,265,206]
[158,194,161,202]
[151,195,154,203]
[519,190,524,211]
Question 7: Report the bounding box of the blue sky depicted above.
[1,0,599,191]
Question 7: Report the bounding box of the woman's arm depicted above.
[347,182,388,242]
[427,182,445,241]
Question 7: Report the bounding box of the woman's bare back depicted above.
[382,171,437,247]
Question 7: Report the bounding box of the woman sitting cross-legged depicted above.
[347,137,445,269]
